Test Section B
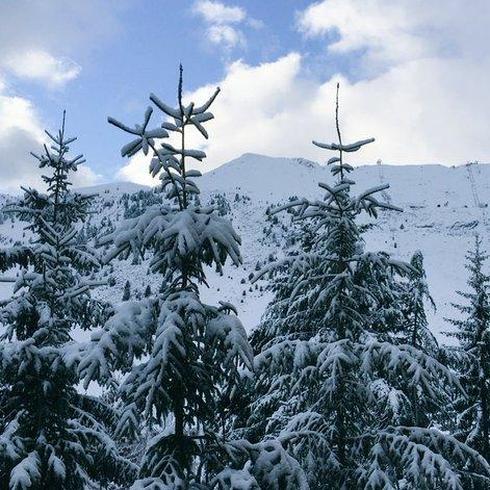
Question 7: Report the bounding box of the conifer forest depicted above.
[1,2,490,489]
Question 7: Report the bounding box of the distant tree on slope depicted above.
[122,279,131,301]
[400,250,437,353]
[396,250,440,426]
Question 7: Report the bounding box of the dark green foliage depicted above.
[78,66,306,488]
[0,114,134,489]
[446,235,490,463]
[122,280,131,301]
[247,86,490,489]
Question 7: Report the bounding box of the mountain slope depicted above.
[198,154,488,341]
[2,154,488,344]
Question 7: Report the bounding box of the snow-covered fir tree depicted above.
[398,250,439,427]
[247,84,490,489]
[0,114,135,489]
[400,250,437,353]
[446,234,490,464]
[122,280,132,301]
[78,66,307,489]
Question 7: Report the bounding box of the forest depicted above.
[0,67,489,490]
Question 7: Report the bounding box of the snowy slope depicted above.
[2,154,488,345]
[76,181,149,196]
[199,154,489,342]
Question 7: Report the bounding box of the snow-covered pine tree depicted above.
[0,113,135,489]
[78,66,307,489]
[122,280,132,301]
[446,234,490,464]
[397,250,439,427]
[400,250,437,353]
[248,84,490,489]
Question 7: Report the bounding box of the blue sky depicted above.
[36,0,320,174]
[1,0,490,190]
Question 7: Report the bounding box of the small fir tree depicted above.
[122,280,132,301]
[446,235,490,463]
[398,250,438,426]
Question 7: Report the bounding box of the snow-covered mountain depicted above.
[2,153,488,343]
[199,154,489,340]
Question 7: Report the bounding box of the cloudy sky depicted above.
[1,0,489,190]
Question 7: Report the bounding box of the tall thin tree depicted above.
[79,67,307,489]
[446,234,490,463]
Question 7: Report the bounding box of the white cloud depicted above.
[71,165,102,188]
[0,0,122,88]
[193,0,246,24]
[117,153,153,187]
[0,0,121,191]
[297,0,490,71]
[207,25,245,49]
[0,93,44,140]
[297,0,429,67]
[114,0,490,185]
[118,46,490,185]
[193,0,248,49]
[2,50,81,87]
[0,88,99,193]
[0,92,47,193]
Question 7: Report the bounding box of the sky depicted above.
[1,0,490,190]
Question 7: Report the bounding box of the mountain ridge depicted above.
[9,153,490,343]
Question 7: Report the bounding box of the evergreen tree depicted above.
[397,250,439,427]
[446,235,490,464]
[122,280,132,301]
[0,114,134,489]
[144,285,152,298]
[247,85,490,489]
[79,66,306,488]
[400,251,437,353]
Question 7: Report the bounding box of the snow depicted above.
[1,154,488,347]
[198,155,490,344]
[75,181,149,195]
[3,136,490,487]
[9,452,41,489]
